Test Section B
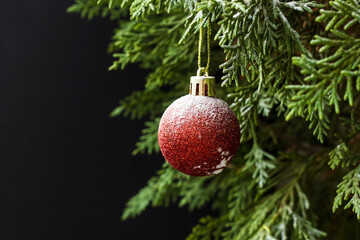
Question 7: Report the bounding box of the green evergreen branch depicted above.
[226,171,256,219]
[229,89,258,141]
[132,118,160,155]
[222,177,325,240]
[216,0,321,89]
[186,215,227,240]
[110,88,171,119]
[244,141,276,188]
[121,163,186,220]
[67,0,129,19]
[128,0,197,19]
[186,154,327,240]
[109,12,189,71]
[329,141,360,169]
[287,0,360,142]
[333,164,360,219]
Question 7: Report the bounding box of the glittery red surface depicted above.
[158,95,240,176]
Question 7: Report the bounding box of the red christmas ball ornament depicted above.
[158,74,240,176]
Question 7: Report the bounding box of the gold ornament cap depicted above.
[189,68,216,97]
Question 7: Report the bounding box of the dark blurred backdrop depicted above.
[0,1,205,239]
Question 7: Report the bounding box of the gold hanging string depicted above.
[197,17,211,76]
[206,18,211,74]
[197,18,203,71]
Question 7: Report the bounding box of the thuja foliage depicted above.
[69,0,360,239]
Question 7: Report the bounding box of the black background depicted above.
[0,1,206,239]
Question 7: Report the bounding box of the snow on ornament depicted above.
[158,71,240,176]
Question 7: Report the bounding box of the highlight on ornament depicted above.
[158,70,240,176]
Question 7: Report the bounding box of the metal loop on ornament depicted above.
[197,67,208,77]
